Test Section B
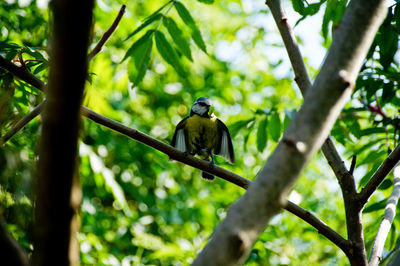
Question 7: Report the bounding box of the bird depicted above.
[171,97,235,180]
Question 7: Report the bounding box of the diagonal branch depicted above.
[284,201,350,255]
[0,54,349,257]
[1,101,45,144]
[87,5,126,61]
[358,143,400,206]
[266,0,386,264]
[0,5,126,143]
[369,165,400,266]
[265,0,311,94]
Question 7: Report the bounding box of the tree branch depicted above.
[0,55,46,91]
[1,101,45,145]
[265,0,311,94]
[87,4,126,61]
[0,5,126,144]
[0,217,29,266]
[0,54,350,258]
[193,0,386,264]
[266,0,378,264]
[322,137,365,263]
[284,201,350,255]
[358,143,400,206]
[369,165,400,266]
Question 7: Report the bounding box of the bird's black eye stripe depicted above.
[198,102,207,106]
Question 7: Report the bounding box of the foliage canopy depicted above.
[1,0,400,264]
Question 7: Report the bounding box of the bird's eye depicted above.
[198,102,207,106]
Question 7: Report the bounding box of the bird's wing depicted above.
[215,118,235,164]
[171,117,188,152]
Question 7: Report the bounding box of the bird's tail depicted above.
[201,171,215,180]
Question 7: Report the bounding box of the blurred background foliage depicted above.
[1,0,400,265]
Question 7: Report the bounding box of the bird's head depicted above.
[190,97,213,117]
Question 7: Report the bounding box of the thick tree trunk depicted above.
[31,1,94,265]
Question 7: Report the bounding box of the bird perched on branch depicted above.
[171,97,235,180]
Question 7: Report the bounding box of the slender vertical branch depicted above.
[369,165,400,266]
[265,0,311,94]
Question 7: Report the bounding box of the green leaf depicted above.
[175,1,207,53]
[378,179,392,190]
[191,28,207,53]
[243,122,255,152]
[228,118,255,138]
[322,0,347,40]
[128,32,153,86]
[33,61,48,75]
[122,30,155,62]
[257,116,268,152]
[382,82,396,104]
[359,164,380,187]
[125,13,162,42]
[197,0,214,3]
[359,150,386,166]
[292,0,306,14]
[363,199,386,213]
[163,17,193,61]
[377,12,399,70]
[268,113,281,142]
[175,2,195,25]
[395,4,400,31]
[283,109,296,131]
[154,31,186,77]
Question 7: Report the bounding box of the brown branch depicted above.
[265,0,311,95]
[284,201,350,255]
[0,55,45,91]
[192,0,386,264]
[265,0,390,265]
[321,138,365,264]
[0,54,350,258]
[1,101,45,145]
[0,217,29,266]
[0,5,126,144]
[87,4,126,61]
[358,143,400,206]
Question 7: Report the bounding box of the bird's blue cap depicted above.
[195,97,212,106]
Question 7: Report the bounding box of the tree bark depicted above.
[192,0,387,265]
[31,1,94,265]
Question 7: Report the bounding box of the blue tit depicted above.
[171,97,235,180]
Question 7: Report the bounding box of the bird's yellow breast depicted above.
[185,114,219,153]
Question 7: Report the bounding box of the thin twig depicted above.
[87,5,126,61]
[1,101,45,145]
[369,165,400,266]
[358,143,400,206]
[349,155,357,175]
[284,201,350,256]
[0,5,126,143]
[265,0,311,94]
